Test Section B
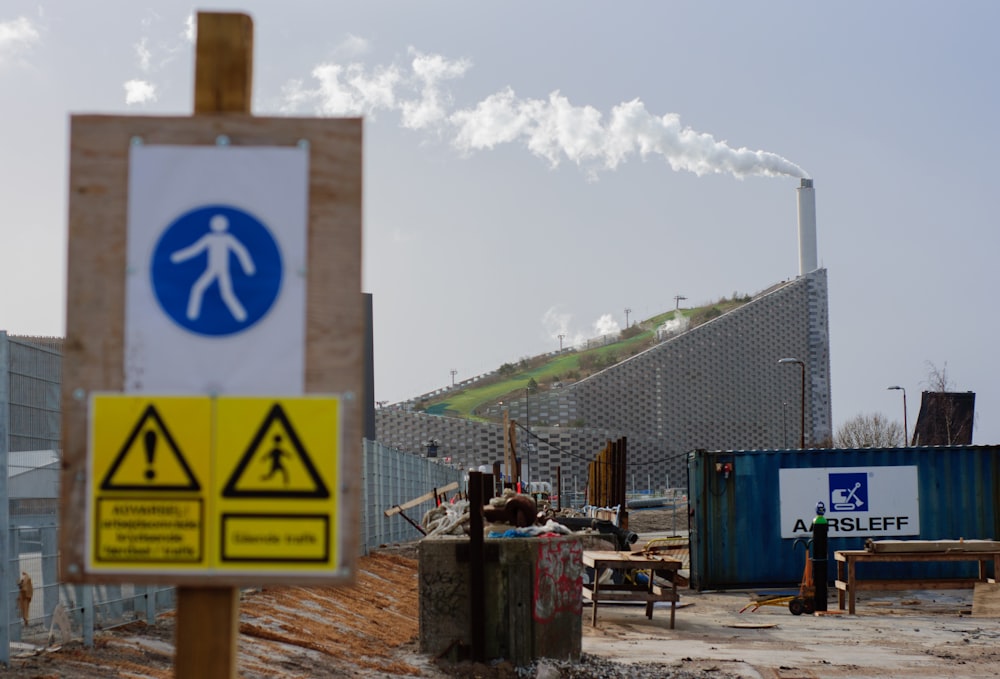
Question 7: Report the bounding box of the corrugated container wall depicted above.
[688,447,1000,590]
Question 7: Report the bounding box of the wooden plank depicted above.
[384,481,459,516]
[174,585,240,679]
[842,578,982,592]
[583,589,675,603]
[867,539,1000,554]
[182,13,251,679]
[973,582,1000,617]
[194,12,253,114]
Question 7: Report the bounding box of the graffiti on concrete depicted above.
[533,540,583,623]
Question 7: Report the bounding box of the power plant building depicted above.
[376,266,833,494]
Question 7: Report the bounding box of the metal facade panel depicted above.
[689,446,1000,590]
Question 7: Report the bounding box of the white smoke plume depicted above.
[543,307,623,351]
[281,47,807,179]
[0,16,40,68]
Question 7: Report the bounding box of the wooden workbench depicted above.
[835,549,1000,614]
[582,550,681,628]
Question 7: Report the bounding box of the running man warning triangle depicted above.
[222,403,330,498]
[101,405,201,491]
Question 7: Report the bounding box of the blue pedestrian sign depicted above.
[151,205,282,336]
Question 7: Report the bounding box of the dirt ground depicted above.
[6,508,1000,678]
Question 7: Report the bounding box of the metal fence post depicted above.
[145,585,156,623]
[81,585,94,647]
[41,525,59,629]
[0,331,11,665]
[9,529,19,643]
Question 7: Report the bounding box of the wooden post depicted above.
[174,12,252,679]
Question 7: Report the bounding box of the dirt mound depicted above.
[5,551,431,679]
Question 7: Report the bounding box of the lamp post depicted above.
[782,401,788,448]
[778,358,806,448]
[624,308,632,328]
[888,385,908,446]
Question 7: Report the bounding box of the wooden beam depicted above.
[175,586,240,677]
[176,12,253,679]
[384,481,460,516]
[194,12,253,114]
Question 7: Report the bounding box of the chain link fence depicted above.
[1,332,465,664]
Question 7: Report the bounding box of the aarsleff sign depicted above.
[779,466,920,539]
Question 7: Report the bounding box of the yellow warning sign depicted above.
[96,498,203,563]
[221,402,330,498]
[215,397,340,571]
[88,394,341,576]
[89,395,210,571]
[221,514,329,562]
[100,404,201,491]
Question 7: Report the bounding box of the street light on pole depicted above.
[888,385,908,446]
[778,358,806,448]
[624,308,632,328]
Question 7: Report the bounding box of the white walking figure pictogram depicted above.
[170,214,256,322]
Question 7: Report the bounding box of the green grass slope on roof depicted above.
[417,296,751,420]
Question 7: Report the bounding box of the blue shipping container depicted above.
[688,446,1000,590]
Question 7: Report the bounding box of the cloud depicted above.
[0,16,41,68]
[135,37,152,72]
[122,13,192,105]
[124,79,157,105]
[279,47,807,180]
[336,34,369,59]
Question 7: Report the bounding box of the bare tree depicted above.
[925,361,954,392]
[834,412,904,448]
[916,360,974,445]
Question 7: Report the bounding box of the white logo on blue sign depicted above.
[828,472,868,512]
[151,205,282,336]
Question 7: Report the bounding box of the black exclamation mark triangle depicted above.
[100,404,201,491]
[222,403,330,499]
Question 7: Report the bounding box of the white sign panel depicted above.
[125,145,308,395]
[779,466,920,539]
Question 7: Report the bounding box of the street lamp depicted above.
[888,385,908,446]
[778,358,806,448]
[624,308,632,328]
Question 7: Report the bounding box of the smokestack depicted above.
[796,178,817,274]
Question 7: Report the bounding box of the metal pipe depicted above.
[888,386,909,446]
[797,178,817,274]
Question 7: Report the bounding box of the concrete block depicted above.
[419,534,584,665]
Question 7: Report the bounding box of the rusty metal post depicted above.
[468,471,485,661]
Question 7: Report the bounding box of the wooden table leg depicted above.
[669,579,677,629]
[645,568,654,620]
[848,558,856,615]
[591,568,600,626]
[837,558,845,611]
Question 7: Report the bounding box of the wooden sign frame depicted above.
[60,114,363,586]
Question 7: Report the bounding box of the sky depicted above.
[2,2,999,443]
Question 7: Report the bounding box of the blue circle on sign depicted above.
[151,205,282,336]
